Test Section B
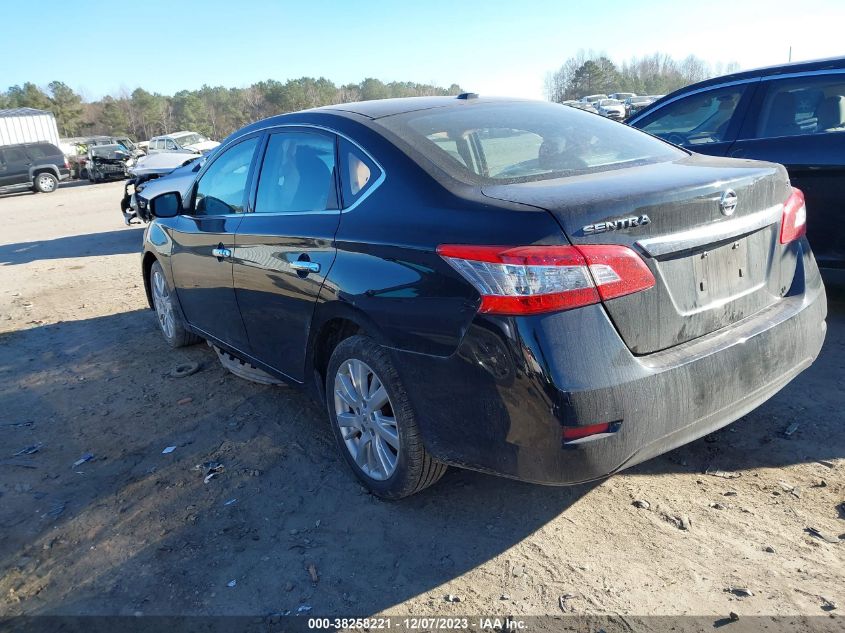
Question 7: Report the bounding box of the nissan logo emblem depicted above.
[720,189,738,216]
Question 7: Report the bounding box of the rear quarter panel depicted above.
[312,115,568,357]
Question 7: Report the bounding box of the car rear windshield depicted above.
[377,101,683,184]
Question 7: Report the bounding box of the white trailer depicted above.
[0,108,61,147]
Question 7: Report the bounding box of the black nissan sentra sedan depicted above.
[141,95,827,498]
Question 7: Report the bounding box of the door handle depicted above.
[211,247,232,259]
[290,260,321,273]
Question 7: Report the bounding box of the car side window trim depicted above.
[183,132,264,218]
[242,123,385,214]
[759,67,845,82]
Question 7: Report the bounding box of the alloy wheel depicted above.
[38,175,55,192]
[152,269,175,340]
[333,359,400,481]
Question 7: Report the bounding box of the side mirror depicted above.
[150,191,182,218]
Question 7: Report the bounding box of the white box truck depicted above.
[0,108,61,147]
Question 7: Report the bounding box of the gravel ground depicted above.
[0,181,843,624]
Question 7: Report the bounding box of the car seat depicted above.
[815,95,845,132]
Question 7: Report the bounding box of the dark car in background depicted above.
[628,56,845,273]
[0,142,70,194]
[624,95,658,118]
[141,96,826,498]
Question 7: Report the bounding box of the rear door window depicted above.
[638,85,748,146]
[254,131,338,214]
[751,73,845,139]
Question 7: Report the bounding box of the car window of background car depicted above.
[380,101,683,184]
[176,133,203,147]
[752,74,845,139]
[254,132,337,213]
[26,145,50,159]
[639,85,747,145]
[3,147,28,163]
[193,137,258,215]
[339,137,382,206]
[165,139,178,150]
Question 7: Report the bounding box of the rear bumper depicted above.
[394,240,827,484]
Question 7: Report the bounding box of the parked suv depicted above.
[141,97,825,498]
[628,56,845,273]
[0,142,70,194]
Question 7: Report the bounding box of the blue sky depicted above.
[3,0,844,100]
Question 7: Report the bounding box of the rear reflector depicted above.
[437,244,655,315]
[780,187,807,244]
[562,422,611,441]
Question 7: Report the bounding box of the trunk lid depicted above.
[482,154,795,354]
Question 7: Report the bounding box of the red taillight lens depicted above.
[780,187,807,244]
[562,422,611,441]
[437,244,655,315]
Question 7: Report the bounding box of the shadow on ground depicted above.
[0,299,842,616]
[0,179,109,200]
[0,227,143,266]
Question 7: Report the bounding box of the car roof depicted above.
[1,141,59,149]
[226,95,538,146]
[313,94,529,119]
[151,131,196,140]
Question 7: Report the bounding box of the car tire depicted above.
[326,335,447,499]
[149,260,201,348]
[33,172,58,193]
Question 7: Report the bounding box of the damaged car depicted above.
[140,96,826,498]
[121,153,204,224]
[87,143,134,183]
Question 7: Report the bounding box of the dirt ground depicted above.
[0,181,843,624]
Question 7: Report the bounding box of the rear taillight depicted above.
[437,244,655,315]
[780,187,807,244]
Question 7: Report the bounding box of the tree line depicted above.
[1,53,739,142]
[0,77,463,141]
[545,50,740,102]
